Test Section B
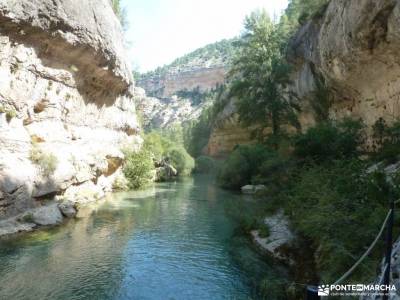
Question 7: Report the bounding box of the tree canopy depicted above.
[229,10,300,141]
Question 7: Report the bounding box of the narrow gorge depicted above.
[1,0,400,299]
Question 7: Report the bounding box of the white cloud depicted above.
[122,0,288,72]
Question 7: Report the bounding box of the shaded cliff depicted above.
[206,0,400,157]
[0,0,140,228]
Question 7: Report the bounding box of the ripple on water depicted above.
[0,176,284,300]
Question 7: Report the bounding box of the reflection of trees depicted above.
[0,176,284,300]
[0,193,140,300]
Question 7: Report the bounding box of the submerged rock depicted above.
[241,185,266,194]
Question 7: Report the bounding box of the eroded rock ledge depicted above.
[0,0,140,235]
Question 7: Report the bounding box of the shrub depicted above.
[143,132,172,161]
[286,159,396,282]
[123,149,155,189]
[166,147,194,176]
[0,105,17,122]
[217,144,275,189]
[294,119,364,161]
[194,156,219,173]
[29,146,58,176]
[258,223,271,238]
[372,119,400,163]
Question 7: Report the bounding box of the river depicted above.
[0,176,285,300]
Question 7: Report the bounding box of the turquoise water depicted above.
[0,176,284,300]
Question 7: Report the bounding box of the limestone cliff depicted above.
[138,66,226,99]
[207,0,400,157]
[135,39,233,130]
[135,87,209,129]
[0,0,140,232]
[289,0,400,134]
[206,99,255,157]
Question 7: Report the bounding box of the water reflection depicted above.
[0,176,284,300]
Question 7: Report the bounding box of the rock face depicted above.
[0,0,140,224]
[207,0,400,157]
[138,66,226,98]
[135,87,209,129]
[206,99,256,157]
[135,39,232,129]
[289,0,400,136]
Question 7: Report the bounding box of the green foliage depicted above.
[258,223,271,238]
[138,39,237,81]
[286,159,397,282]
[21,213,35,223]
[143,131,194,176]
[217,144,276,189]
[29,146,58,177]
[310,75,333,122]
[111,0,128,31]
[194,156,219,174]
[182,84,229,158]
[294,119,364,161]
[166,147,195,176]
[285,0,330,28]
[372,119,400,163]
[183,109,212,158]
[123,148,155,190]
[229,9,300,139]
[176,87,206,106]
[143,132,174,161]
[0,105,17,122]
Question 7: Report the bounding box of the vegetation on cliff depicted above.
[136,39,236,82]
[123,132,195,189]
[229,10,299,141]
[179,0,400,293]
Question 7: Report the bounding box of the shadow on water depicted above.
[0,175,287,300]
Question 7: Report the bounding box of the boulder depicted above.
[155,163,178,182]
[241,184,266,194]
[251,211,294,262]
[30,203,63,226]
[58,201,77,218]
[0,0,141,220]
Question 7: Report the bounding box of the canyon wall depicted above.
[206,99,255,157]
[0,0,140,229]
[137,66,226,98]
[289,0,400,133]
[207,0,400,157]
[136,66,226,129]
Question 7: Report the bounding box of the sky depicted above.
[121,0,289,72]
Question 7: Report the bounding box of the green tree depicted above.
[285,0,330,27]
[229,10,300,143]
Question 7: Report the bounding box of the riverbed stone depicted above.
[58,201,77,218]
[0,219,36,236]
[241,185,266,194]
[251,211,294,262]
[30,203,63,226]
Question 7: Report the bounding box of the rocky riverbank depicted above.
[0,0,140,236]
